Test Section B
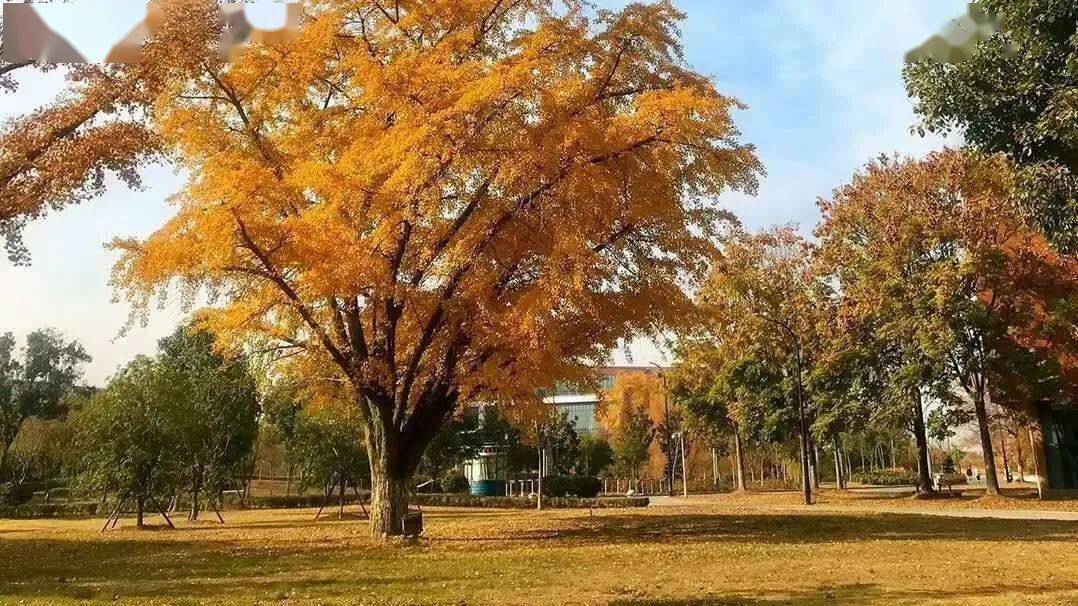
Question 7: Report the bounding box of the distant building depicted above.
[461,365,663,494]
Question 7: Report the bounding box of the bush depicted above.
[0,501,100,519]
[0,479,67,505]
[541,475,601,498]
[440,472,471,494]
[851,469,917,486]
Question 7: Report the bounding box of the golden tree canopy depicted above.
[112,0,761,491]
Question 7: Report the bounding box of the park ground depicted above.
[1,490,1077,606]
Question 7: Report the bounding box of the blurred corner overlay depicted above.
[2,2,300,64]
[905,2,1001,64]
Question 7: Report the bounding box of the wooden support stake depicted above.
[150,496,176,529]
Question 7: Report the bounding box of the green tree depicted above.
[611,404,655,480]
[158,326,260,521]
[8,417,72,486]
[577,435,614,477]
[0,329,89,481]
[294,402,370,503]
[419,415,485,481]
[904,0,1078,252]
[73,357,183,528]
[696,228,824,504]
[542,410,581,476]
[260,379,307,495]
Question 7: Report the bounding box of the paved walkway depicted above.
[647,493,1078,522]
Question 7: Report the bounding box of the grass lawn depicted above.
[0,496,1076,605]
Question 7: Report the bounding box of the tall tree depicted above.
[670,339,747,491]
[696,227,821,504]
[111,0,761,537]
[904,0,1078,252]
[609,401,655,481]
[294,400,370,503]
[818,150,1078,496]
[260,378,307,495]
[158,326,260,521]
[73,357,184,528]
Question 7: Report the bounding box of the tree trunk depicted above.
[1014,431,1026,482]
[0,443,9,484]
[338,475,346,520]
[368,436,410,539]
[711,447,719,489]
[136,496,146,529]
[972,390,1001,496]
[190,486,200,521]
[811,441,821,490]
[833,433,845,490]
[998,430,1012,483]
[732,426,747,492]
[910,390,934,494]
[190,468,202,521]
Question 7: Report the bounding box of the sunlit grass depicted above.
[0,496,1076,605]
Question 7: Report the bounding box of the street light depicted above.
[650,362,673,496]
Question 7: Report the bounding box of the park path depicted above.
[647,493,1078,522]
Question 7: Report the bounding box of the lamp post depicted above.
[651,362,673,496]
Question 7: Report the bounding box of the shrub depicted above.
[440,472,471,494]
[851,469,917,486]
[0,501,100,519]
[0,479,66,505]
[541,475,601,498]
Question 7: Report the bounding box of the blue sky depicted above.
[0,1,966,384]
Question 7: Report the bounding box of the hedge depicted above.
[540,475,602,498]
[0,491,648,519]
[0,501,101,519]
[851,469,917,486]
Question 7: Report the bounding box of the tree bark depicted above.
[711,447,719,489]
[136,496,146,529]
[832,433,845,490]
[972,390,1001,496]
[1014,430,1026,482]
[369,471,408,537]
[811,440,821,490]
[910,390,934,494]
[190,468,203,521]
[732,426,747,492]
[998,429,1012,483]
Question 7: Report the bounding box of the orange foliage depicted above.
[107,0,761,532]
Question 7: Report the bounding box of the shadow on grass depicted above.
[430,510,1078,546]
[609,581,1078,606]
[0,534,458,601]
[1,509,1075,603]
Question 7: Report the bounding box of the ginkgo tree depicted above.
[111,0,761,537]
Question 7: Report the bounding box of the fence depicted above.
[600,477,676,496]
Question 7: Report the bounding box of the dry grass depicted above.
[0,495,1076,605]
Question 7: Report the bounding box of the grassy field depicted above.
[1,495,1077,605]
